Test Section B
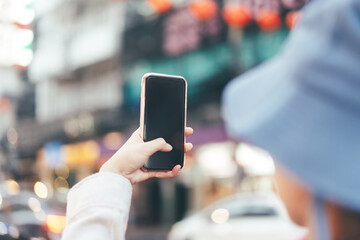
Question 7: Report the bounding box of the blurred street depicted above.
[126,226,169,240]
[0,0,308,239]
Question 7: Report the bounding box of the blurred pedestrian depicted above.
[61,127,193,240]
[222,0,360,239]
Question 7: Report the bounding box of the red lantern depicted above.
[256,9,281,32]
[222,4,251,28]
[286,10,302,30]
[148,0,172,14]
[189,0,218,21]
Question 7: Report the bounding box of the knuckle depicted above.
[157,138,166,145]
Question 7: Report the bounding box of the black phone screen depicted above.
[143,75,186,170]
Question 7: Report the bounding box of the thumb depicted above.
[143,138,173,156]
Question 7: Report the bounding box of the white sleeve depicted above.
[61,172,132,240]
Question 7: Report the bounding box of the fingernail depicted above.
[166,144,173,150]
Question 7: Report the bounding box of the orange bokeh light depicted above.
[256,9,282,32]
[46,215,67,234]
[223,4,252,28]
[148,0,172,13]
[189,0,218,21]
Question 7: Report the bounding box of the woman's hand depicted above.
[100,127,194,184]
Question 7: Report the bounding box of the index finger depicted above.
[126,127,143,144]
[185,127,194,137]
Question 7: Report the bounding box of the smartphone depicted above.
[140,73,187,171]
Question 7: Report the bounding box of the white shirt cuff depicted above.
[66,172,132,222]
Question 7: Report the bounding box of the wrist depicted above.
[99,162,134,184]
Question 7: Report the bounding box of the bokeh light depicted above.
[103,132,124,150]
[54,177,69,189]
[211,208,230,224]
[46,215,67,234]
[28,197,42,212]
[235,143,275,176]
[7,128,18,145]
[55,164,70,179]
[5,179,20,195]
[8,225,19,239]
[34,209,46,222]
[34,181,48,199]
[0,222,8,235]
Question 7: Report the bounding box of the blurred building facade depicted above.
[0,0,35,182]
[0,70,23,136]
[30,0,126,123]
[5,0,129,166]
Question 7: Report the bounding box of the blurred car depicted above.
[0,186,66,240]
[168,192,307,240]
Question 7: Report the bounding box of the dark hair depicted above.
[335,205,360,240]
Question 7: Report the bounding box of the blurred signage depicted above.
[43,141,63,169]
[0,0,34,68]
[121,0,307,107]
[163,8,222,56]
[124,42,231,105]
[0,24,33,67]
[221,0,307,32]
[163,8,202,56]
[0,0,35,25]
[121,3,226,63]
[239,28,288,69]
[121,0,307,63]
[279,0,308,9]
[228,0,307,12]
[63,141,100,169]
[122,1,229,107]
[39,140,101,170]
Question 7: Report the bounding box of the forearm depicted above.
[62,173,132,240]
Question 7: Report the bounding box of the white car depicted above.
[168,192,307,240]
